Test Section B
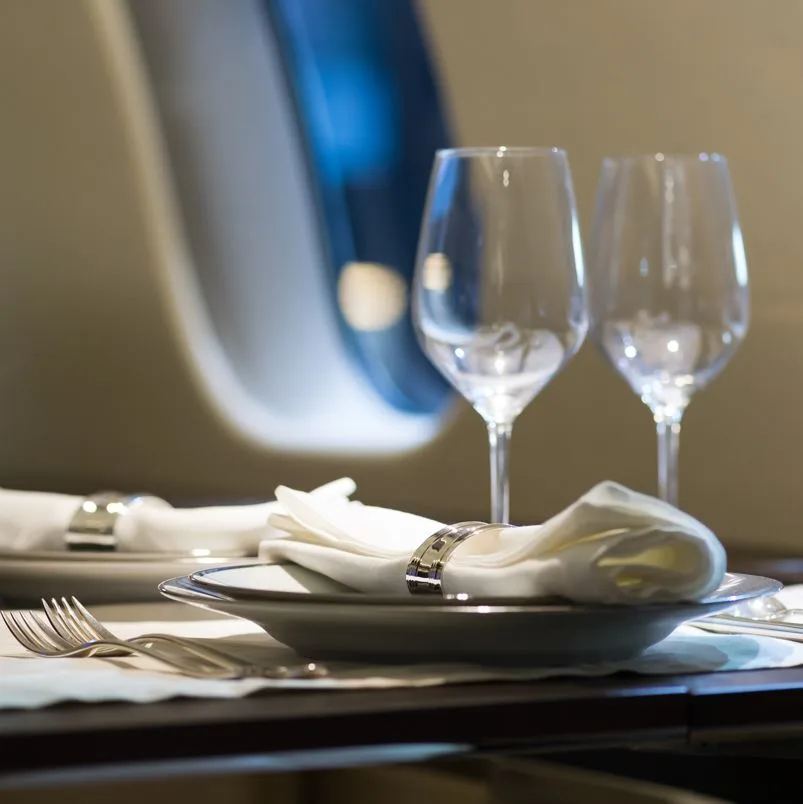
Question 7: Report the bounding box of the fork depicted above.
[44,597,260,670]
[2,603,328,680]
[1,608,235,678]
[43,597,327,680]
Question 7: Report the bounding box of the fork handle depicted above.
[128,634,326,679]
[27,638,248,679]
[130,633,263,671]
[29,637,320,680]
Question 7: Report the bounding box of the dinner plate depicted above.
[0,550,259,605]
[159,565,781,666]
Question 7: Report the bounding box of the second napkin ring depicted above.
[406,521,498,595]
[65,492,164,552]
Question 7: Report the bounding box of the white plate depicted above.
[159,565,781,666]
[0,550,259,605]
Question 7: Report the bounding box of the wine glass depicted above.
[412,147,587,523]
[588,153,749,506]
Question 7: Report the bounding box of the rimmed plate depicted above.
[0,550,259,605]
[159,565,781,666]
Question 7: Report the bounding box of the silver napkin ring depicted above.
[65,492,155,552]
[406,521,494,595]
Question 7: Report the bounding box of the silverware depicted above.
[1,608,231,676]
[2,600,328,680]
[695,615,803,642]
[696,596,803,641]
[725,595,803,623]
[52,596,327,679]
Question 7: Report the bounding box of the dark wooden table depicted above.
[4,665,803,785]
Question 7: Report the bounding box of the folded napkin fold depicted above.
[260,481,727,604]
[1,479,356,554]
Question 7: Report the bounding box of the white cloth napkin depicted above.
[0,479,356,555]
[260,480,726,604]
[3,594,803,710]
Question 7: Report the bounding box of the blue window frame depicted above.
[264,0,452,414]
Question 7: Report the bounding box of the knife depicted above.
[695,615,803,642]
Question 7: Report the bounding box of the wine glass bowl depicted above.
[413,147,587,523]
[598,312,746,414]
[588,153,749,505]
[419,319,579,425]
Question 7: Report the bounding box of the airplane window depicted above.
[128,0,451,453]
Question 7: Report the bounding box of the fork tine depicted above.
[59,597,97,642]
[41,598,78,643]
[38,603,97,653]
[1,611,42,652]
[48,598,89,644]
[70,597,115,641]
[6,610,63,654]
[3,609,64,654]
[53,599,129,657]
[19,610,70,651]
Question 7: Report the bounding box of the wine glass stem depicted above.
[488,422,513,523]
[653,408,683,507]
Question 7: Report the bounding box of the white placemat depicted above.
[3,591,803,710]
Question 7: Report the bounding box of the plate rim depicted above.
[0,549,257,565]
[180,565,782,612]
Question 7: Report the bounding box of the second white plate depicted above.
[0,550,260,605]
